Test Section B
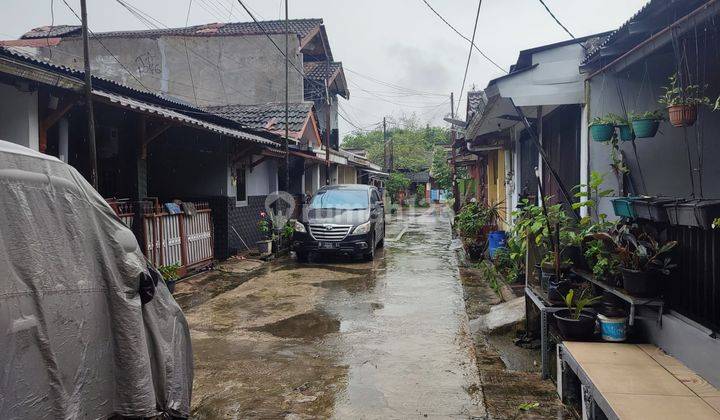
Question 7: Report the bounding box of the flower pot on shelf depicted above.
[597,313,627,342]
[590,124,615,142]
[667,105,697,127]
[632,197,675,223]
[611,197,640,219]
[617,124,635,141]
[554,310,596,341]
[619,267,659,297]
[631,119,661,138]
[663,199,720,229]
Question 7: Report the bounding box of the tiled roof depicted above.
[21,19,323,40]
[304,61,342,80]
[467,91,485,116]
[204,102,314,134]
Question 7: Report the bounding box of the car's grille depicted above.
[309,224,352,241]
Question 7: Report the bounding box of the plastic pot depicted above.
[554,310,596,341]
[590,124,615,142]
[631,119,661,138]
[620,267,659,297]
[257,239,273,255]
[664,199,720,229]
[667,105,697,127]
[617,124,635,141]
[598,313,627,342]
[611,197,640,219]
[632,197,675,223]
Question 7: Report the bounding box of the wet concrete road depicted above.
[184,206,484,418]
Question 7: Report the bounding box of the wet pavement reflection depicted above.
[185,206,484,418]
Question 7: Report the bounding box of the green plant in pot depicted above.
[554,288,601,340]
[589,115,616,142]
[629,110,664,138]
[658,73,711,128]
[606,113,636,142]
[455,201,503,260]
[158,263,181,293]
[594,225,677,297]
[256,211,273,255]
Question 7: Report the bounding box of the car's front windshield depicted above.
[309,189,368,210]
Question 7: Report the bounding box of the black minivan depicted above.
[292,185,385,261]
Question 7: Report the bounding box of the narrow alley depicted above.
[185,207,485,418]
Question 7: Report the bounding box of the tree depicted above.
[385,172,411,203]
[430,146,452,192]
[341,116,449,172]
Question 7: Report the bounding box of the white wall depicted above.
[246,156,278,196]
[0,82,39,150]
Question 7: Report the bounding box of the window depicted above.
[309,189,369,210]
[236,165,247,204]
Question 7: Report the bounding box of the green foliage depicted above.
[629,110,665,121]
[386,173,411,203]
[341,116,449,171]
[476,260,505,295]
[158,263,181,281]
[584,239,620,280]
[430,146,453,193]
[590,115,615,126]
[713,218,720,229]
[415,184,426,206]
[563,288,602,320]
[492,246,523,284]
[658,73,711,107]
[257,218,271,235]
[518,402,540,411]
[455,202,502,239]
[593,225,677,274]
[282,222,295,239]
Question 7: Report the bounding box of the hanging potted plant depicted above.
[256,211,273,255]
[629,110,664,138]
[589,115,616,142]
[611,113,636,142]
[554,288,601,340]
[658,73,710,127]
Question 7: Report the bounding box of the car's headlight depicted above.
[352,221,371,235]
[293,220,306,233]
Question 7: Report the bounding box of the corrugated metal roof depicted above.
[94,90,279,147]
[22,19,322,40]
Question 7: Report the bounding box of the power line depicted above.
[344,66,446,96]
[537,0,576,40]
[418,0,506,74]
[457,0,482,113]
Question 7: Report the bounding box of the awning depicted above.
[93,89,279,147]
[359,168,389,178]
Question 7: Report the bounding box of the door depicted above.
[542,105,581,208]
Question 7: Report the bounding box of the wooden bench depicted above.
[557,342,720,419]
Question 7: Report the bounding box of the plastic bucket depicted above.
[488,230,507,259]
[597,313,627,342]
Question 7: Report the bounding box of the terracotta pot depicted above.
[667,105,697,127]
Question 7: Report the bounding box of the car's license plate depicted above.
[318,242,337,249]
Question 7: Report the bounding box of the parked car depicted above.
[292,184,385,262]
[0,140,192,419]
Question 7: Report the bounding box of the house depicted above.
[580,0,720,389]
[0,45,281,267]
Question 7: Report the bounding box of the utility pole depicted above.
[325,79,331,185]
[388,119,394,172]
[80,0,98,189]
[283,0,290,191]
[450,92,460,213]
[382,117,387,171]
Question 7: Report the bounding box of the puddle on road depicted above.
[251,310,340,339]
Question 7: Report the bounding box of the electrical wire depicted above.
[418,0,506,74]
[457,0,482,113]
[537,0,576,40]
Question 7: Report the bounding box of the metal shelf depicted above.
[572,270,664,326]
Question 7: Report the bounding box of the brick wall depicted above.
[207,195,269,260]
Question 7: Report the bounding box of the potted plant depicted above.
[595,226,677,297]
[158,263,181,293]
[589,115,616,142]
[629,110,664,138]
[554,288,601,340]
[257,211,273,255]
[658,73,711,127]
[611,113,635,142]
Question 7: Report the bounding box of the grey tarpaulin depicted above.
[0,140,193,418]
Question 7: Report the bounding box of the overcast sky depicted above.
[2,0,648,136]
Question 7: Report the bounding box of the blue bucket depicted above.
[488,231,507,259]
[598,313,627,342]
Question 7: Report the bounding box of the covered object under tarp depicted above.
[0,140,192,418]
